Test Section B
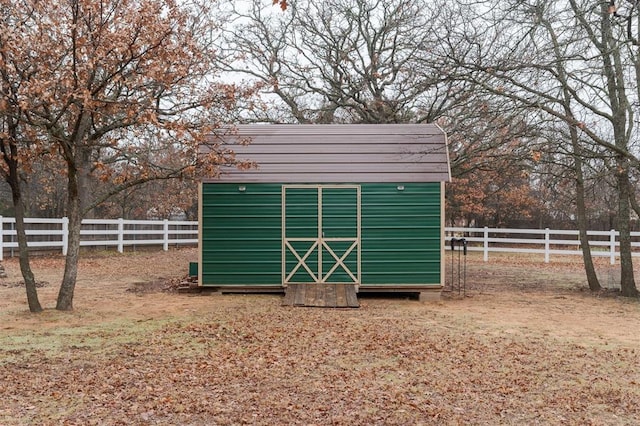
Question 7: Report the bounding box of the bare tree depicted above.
[445,0,640,296]
[217,0,471,124]
[1,0,250,311]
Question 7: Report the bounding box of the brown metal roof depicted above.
[202,124,451,183]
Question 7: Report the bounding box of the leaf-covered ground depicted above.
[0,249,639,425]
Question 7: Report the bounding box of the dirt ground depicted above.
[0,248,639,425]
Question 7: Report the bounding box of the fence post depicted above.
[62,217,69,256]
[117,218,124,253]
[0,215,3,261]
[163,219,169,251]
[544,228,550,263]
[483,226,489,262]
[610,229,616,265]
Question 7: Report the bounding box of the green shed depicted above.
[199,124,450,302]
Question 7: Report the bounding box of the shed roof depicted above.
[203,124,451,183]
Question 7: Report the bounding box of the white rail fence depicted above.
[0,216,198,261]
[446,227,627,265]
[0,217,633,265]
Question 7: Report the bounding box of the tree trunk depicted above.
[574,155,600,291]
[2,128,43,312]
[56,166,81,311]
[56,204,80,310]
[568,124,600,291]
[617,157,638,297]
[5,155,43,312]
[559,72,601,291]
[56,141,93,311]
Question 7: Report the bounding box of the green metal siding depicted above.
[201,183,282,286]
[361,183,441,286]
[201,182,441,288]
[283,187,318,238]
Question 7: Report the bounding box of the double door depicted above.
[282,185,361,286]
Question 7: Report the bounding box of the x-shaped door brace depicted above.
[284,239,319,283]
[284,238,358,284]
[322,239,358,283]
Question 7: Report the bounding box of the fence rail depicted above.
[445,227,628,265]
[0,217,634,265]
[0,216,198,260]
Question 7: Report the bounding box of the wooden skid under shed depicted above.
[282,284,359,308]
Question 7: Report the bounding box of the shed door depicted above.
[283,185,361,286]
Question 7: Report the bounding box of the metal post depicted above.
[458,242,462,295]
[463,239,467,295]
[450,238,455,292]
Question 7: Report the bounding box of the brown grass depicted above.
[0,249,639,425]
